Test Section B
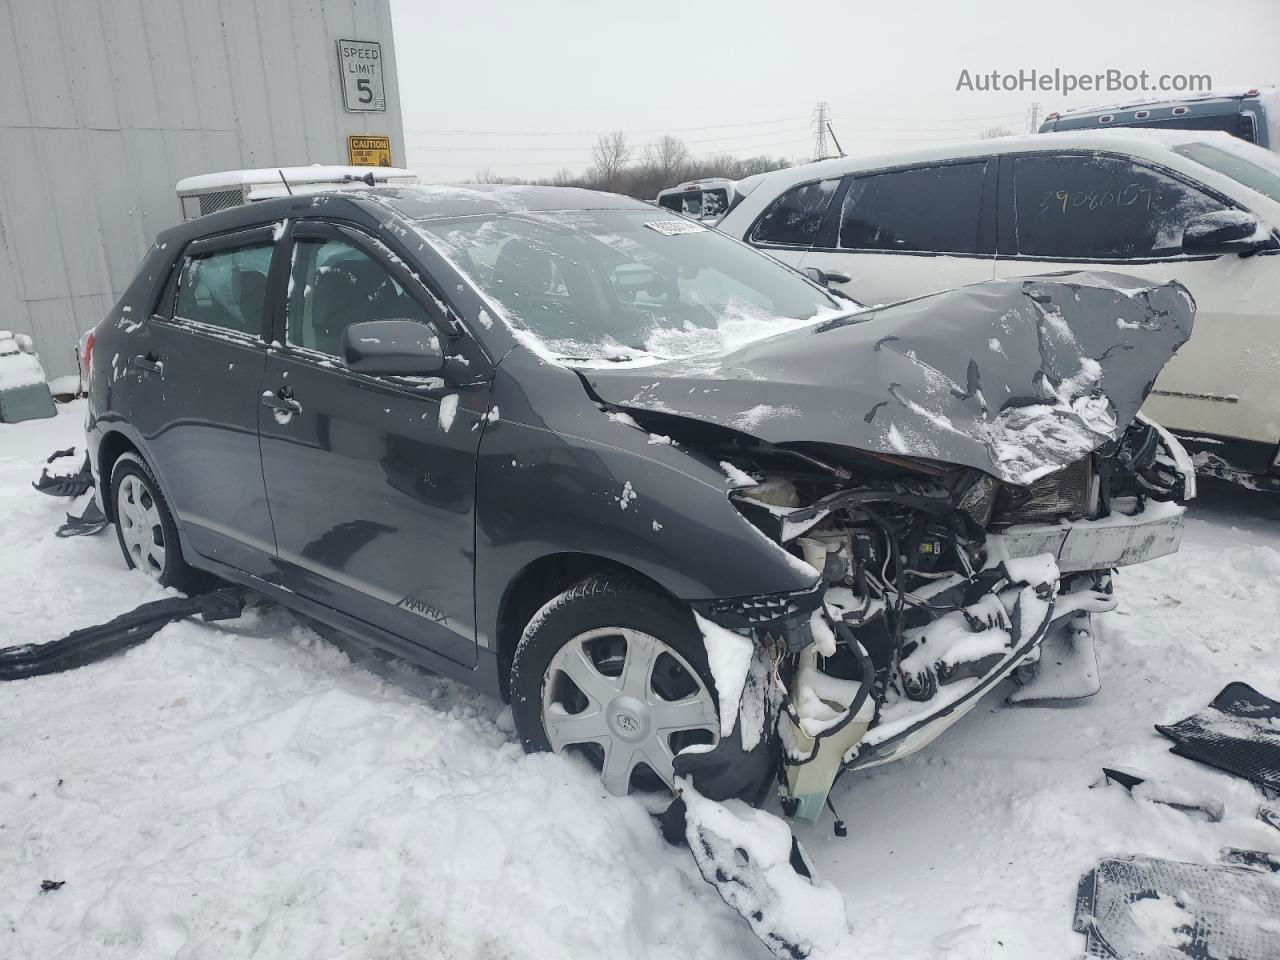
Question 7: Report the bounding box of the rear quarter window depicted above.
[749,178,840,246]
[174,242,274,336]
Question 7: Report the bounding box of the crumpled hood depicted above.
[584,271,1194,486]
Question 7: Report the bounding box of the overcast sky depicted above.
[390,0,1280,184]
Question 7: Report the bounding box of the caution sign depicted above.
[348,135,393,167]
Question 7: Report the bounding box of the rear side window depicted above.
[1012,154,1227,259]
[174,242,273,335]
[839,162,987,254]
[287,238,431,356]
[749,178,840,246]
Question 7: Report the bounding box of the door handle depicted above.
[133,353,162,374]
[260,386,302,415]
[824,270,852,284]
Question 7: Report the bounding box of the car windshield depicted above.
[417,209,844,363]
[1174,139,1280,204]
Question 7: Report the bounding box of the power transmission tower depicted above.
[812,102,833,161]
[1027,101,1042,133]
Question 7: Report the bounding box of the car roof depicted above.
[732,128,1219,198]
[153,184,658,249]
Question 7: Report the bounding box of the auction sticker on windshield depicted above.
[643,220,707,236]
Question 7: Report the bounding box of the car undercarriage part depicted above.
[1074,855,1280,960]
[1094,767,1225,822]
[56,494,110,537]
[677,780,853,960]
[32,447,95,498]
[0,588,243,681]
[671,414,1192,824]
[1156,682,1280,794]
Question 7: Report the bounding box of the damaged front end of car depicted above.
[585,271,1197,824]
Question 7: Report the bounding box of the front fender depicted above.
[474,349,817,648]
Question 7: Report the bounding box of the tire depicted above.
[510,574,721,797]
[110,452,205,592]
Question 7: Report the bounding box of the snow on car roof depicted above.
[371,183,649,221]
[1052,85,1276,120]
[730,128,1239,193]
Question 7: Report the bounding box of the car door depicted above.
[126,226,280,578]
[992,151,1280,448]
[798,159,997,305]
[257,220,492,666]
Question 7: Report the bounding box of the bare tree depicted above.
[550,167,577,187]
[591,131,631,188]
[645,135,691,185]
[980,126,1015,139]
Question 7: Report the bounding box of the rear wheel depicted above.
[510,575,720,796]
[110,453,204,591]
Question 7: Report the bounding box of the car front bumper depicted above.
[990,500,1185,572]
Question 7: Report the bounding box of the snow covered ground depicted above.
[3,401,1279,959]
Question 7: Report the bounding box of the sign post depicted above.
[336,39,386,112]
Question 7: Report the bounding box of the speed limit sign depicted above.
[336,40,386,112]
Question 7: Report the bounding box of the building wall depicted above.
[0,0,406,378]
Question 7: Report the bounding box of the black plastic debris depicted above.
[1156,683,1280,794]
[39,880,64,893]
[33,450,94,498]
[56,494,109,538]
[0,588,243,681]
[1260,802,1280,833]
[1220,848,1280,874]
[1074,856,1280,960]
[1095,768,1224,822]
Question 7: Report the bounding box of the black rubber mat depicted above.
[1074,856,1280,959]
[1155,682,1280,793]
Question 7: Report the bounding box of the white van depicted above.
[715,131,1280,489]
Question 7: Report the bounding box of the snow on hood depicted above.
[584,272,1195,486]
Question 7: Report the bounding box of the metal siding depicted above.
[101,0,164,130]
[60,0,122,130]
[0,0,404,377]
[8,2,77,128]
[0,4,32,127]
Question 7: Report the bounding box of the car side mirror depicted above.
[1182,210,1267,255]
[341,320,445,376]
[802,266,831,286]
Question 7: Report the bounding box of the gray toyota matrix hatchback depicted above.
[85,184,1195,821]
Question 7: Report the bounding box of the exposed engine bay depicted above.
[626,407,1194,823]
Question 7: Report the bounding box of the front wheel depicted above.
[510,575,721,796]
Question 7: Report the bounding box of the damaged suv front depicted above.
[585,272,1196,823]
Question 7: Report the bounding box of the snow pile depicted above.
[0,331,47,391]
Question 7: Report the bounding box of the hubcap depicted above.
[541,627,719,796]
[116,474,166,580]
